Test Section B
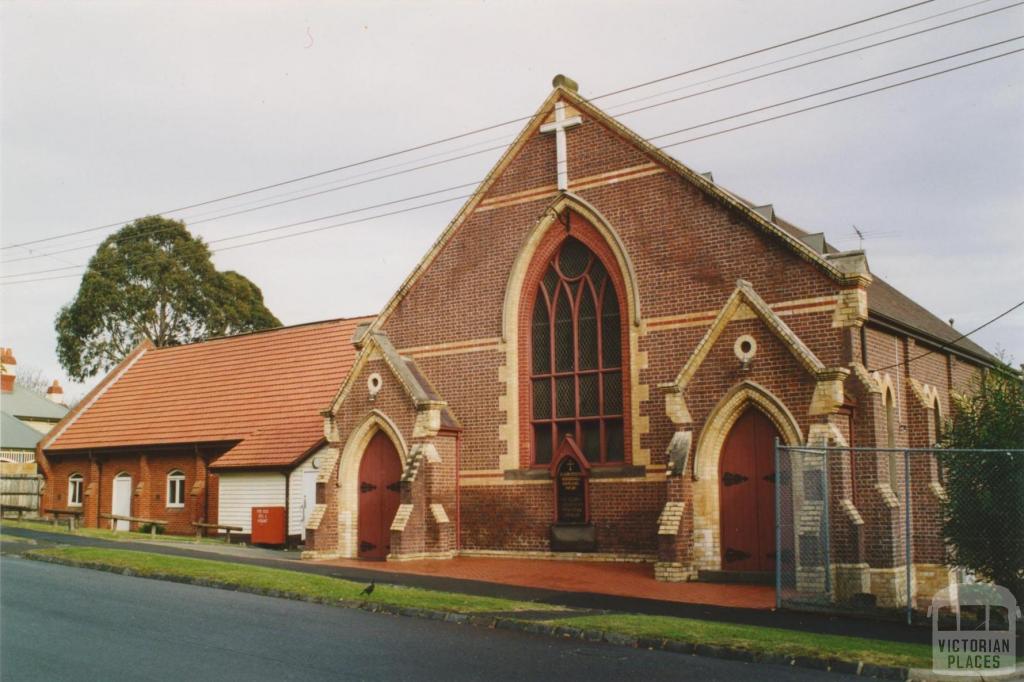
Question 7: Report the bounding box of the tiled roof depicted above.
[861,276,996,363]
[44,317,373,469]
[768,215,997,365]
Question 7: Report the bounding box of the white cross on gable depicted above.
[540,101,582,191]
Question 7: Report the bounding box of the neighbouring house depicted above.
[37,318,370,544]
[1,348,69,465]
[298,76,997,610]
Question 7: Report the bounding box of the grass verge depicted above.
[551,614,931,669]
[23,545,932,670]
[23,546,559,614]
[1,518,225,545]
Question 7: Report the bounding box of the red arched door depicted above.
[358,432,402,560]
[719,407,779,573]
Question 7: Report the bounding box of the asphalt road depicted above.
[0,557,855,681]
[0,525,931,645]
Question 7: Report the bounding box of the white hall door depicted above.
[112,474,132,531]
[301,469,318,540]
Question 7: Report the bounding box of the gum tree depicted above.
[56,216,281,381]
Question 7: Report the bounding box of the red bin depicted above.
[251,506,286,545]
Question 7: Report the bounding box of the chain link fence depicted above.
[775,444,1024,623]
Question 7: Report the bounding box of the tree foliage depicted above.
[56,216,281,380]
[940,364,1024,602]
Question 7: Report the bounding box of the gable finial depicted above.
[552,74,579,92]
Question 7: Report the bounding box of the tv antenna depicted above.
[852,224,864,250]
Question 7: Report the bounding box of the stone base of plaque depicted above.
[549,523,597,552]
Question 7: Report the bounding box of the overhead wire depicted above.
[657,43,1023,149]
[611,1,1024,120]
[596,0,1000,112]
[0,0,948,252]
[869,299,1024,372]
[6,2,1021,269]
[3,38,1021,286]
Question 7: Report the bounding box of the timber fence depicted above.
[0,473,44,515]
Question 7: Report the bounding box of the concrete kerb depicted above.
[23,551,923,680]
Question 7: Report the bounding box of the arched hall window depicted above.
[167,470,186,508]
[530,237,624,465]
[885,388,901,497]
[68,473,84,507]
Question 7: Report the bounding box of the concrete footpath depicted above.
[0,525,930,645]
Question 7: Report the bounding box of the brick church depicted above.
[40,75,997,607]
[302,75,995,600]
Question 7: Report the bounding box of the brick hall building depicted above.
[37,318,368,545]
[38,76,998,608]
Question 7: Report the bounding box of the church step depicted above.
[697,570,775,585]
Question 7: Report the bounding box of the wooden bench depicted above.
[191,521,243,544]
[2,504,39,522]
[100,513,168,537]
[43,507,84,530]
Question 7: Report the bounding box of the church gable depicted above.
[377,78,855,355]
[663,280,849,428]
[358,76,864,478]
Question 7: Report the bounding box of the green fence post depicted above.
[904,449,912,626]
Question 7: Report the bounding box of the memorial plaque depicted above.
[556,457,587,524]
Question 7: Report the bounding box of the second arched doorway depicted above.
[719,407,779,573]
[358,431,403,560]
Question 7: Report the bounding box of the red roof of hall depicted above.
[44,317,373,469]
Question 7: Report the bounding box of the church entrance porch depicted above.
[357,432,402,561]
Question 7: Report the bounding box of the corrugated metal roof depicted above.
[1,411,43,450]
[0,384,68,421]
[45,316,373,469]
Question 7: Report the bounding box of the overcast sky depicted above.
[2,0,1022,401]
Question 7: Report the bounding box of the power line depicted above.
[0,145,507,265]
[0,0,946,253]
[600,0,1001,113]
[870,299,1024,372]
[174,131,514,222]
[126,1,1018,229]
[7,7,1020,269]
[1,193,475,285]
[3,38,1020,285]
[0,181,479,278]
[4,39,1019,284]
[659,44,1024,148]
[592,0,939,100]
[612,1,1024,120]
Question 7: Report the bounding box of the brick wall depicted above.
[42,447,219,535]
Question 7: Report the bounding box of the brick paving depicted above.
[317,556,775,610]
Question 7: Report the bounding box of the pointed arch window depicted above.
[530,237,624,465]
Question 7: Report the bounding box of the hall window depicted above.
[167,470,186,508]
[68,473,83,507]
[932,397,946,486]
[530,237,624,465]
[885,387,901,497]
